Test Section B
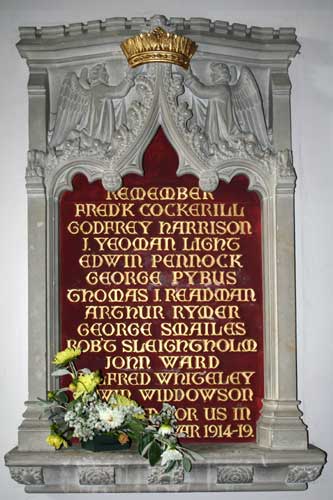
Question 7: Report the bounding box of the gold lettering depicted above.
[93,236,176,252]
[171,305,240,320]
[158,355,220,369]
[77,322,152,337]
[84,305,165,320]
[121,338,257,354]
[175,407,198,422]
[171,270,238,286]
[85,270,161,286]
[103,372,151,385]
[66,338,117,353]
[67,220,153,235]
[78,254,143,269]
[140,204,249,220]
[74,202,135,218]
[162,287,255,303]
[104,355,151,370]
[204,407,228,421]
[232,407,252,421]
[138,387,253,403]
[98,388,132,400]
[151,254,244,269]
[106,186,214,201]
[63,179,262,443]
[67,288,148,303]
[176,425,201,438]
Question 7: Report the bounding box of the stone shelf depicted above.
[5,443,326,493]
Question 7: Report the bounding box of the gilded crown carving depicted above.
[121,27,197,69]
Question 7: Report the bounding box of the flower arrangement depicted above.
[39,347,200,471]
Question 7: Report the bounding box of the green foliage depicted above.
[183,456,192,472]
[39,348,200,472]
[125,417,146,440]
[148,441,162,466]
[164,460,177,473]
[138,431,154,455]
[51,368,72,377]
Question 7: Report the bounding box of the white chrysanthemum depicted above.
[158,423,173,436]
[161,447,183,466]
[98,407,124,429]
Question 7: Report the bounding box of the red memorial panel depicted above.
[60,128,264,442]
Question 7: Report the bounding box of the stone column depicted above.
[270,72,292,151]
[18,69,50,451]
[256,70,308,449]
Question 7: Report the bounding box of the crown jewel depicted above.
[121,27,197,69]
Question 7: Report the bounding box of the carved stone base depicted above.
[257,400,309,450]
[5,444,326,493]
[18,402,50,451]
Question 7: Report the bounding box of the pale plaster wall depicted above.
[0,0,332,498]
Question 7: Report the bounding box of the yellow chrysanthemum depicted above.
[68,382,77,392]
[134,411,145,420]
[115,394,136,407]
[113,394,145,418]
[73,371,101,399]
[52,347,81,366]
[46,433,69,450]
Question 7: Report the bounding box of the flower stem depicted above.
[69,361,78,378]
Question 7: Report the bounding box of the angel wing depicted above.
[231,67,271,150]
[49,72,91,148]
[189,93,207,132]
[179,78,207,132]
[114,99,127,130]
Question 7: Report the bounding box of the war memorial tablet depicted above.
[5,14,326,492]
[60,130,264,443]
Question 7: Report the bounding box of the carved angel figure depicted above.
[49,64,136,150]
[183,63,271,151]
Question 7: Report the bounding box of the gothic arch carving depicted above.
[45,60,280,199]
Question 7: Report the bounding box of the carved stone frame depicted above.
[5,14,326,492]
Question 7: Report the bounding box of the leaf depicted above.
[164,460,177,473]
[51,413,66,424]
[138,435,145,454]
[37,400,53,409]
[183,456,192,472]
[56,391,69,404]
[181,447,203,461]
[139,432,154,456]
[54,422,69,434]
[51,368,72,377]
[37,397,51,404]
[57,387,71,393]
[148,441,162,466]
[79,368,91,374]
[141,440,153,458]
[126,419,146,438]
[66,400,77,411]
